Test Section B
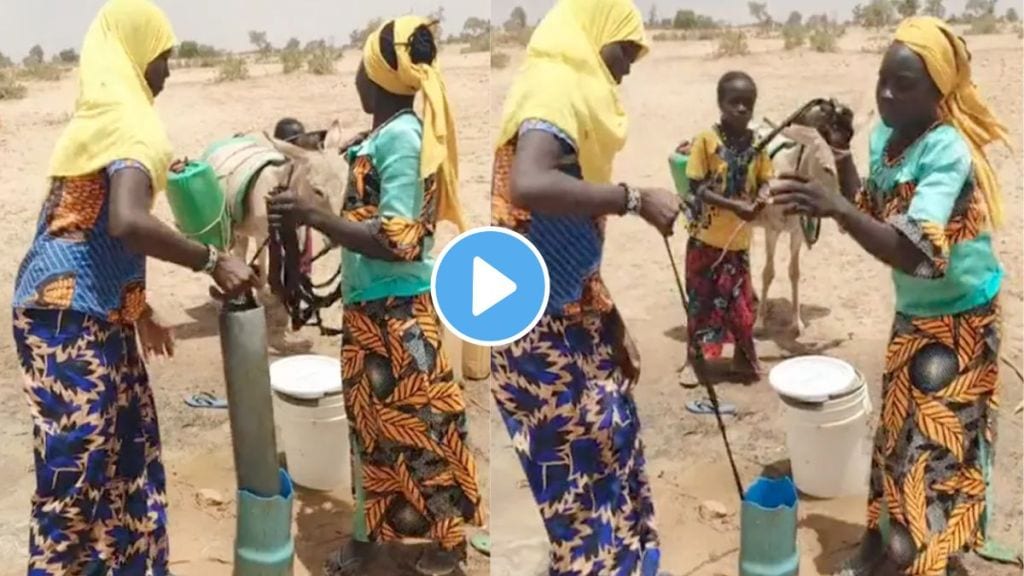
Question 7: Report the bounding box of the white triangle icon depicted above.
[472,257,517,317]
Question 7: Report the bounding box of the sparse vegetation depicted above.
[809,27,839,52]
[0,70,27,100]
[1007,8,1020,22]
[306,47,335,75]
[715,30,750,57]
[23,45,45,68]
[58,49,79,64]
[897,0,920,18]
[853,0,897,29]
[491,51,510,69]
[281,48,304,74]
[923,0,946,18]
[248,30,273,59]
[19,64,64,82]
[459,17,491,53]
[0,52,13,69]
[783,25,806,49]
[967,14,1000,34]
[216,56,249,82]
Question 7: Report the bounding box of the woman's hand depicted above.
[209,254,259,301]
[638,187,681,237]
[736,199,766,222]
[137,306,174,360]
[769,174,847,219]
[266,190,326,228]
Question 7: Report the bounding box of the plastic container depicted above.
[235,468,295,575]
[269,355,350,492]
[166,160,231,249]
[774,364,873,499]
[462,342,491,380]
[668,152,691,202]
[740,476,799,576]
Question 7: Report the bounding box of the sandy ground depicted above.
[0,48,491,575]
[488,30,1024,575]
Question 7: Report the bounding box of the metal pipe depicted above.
[219,299,281,498]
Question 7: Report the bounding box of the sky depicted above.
[0,0,488,59]
[0,0,1014,58]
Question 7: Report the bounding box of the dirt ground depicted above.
[488,30,1024,575]
[0,48,492,575]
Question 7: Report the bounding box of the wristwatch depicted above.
[620,183,642,216]
[201,244,219,275]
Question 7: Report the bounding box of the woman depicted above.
[11,1,256,573]
[267,17,482,576]
[490,0,680,574]
[770,17,1007,575]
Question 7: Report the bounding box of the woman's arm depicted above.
[308,213,398,261]
[107,167,210,271]
[834,201,927,275]
[834,151,862,203]
[510,130,629,216]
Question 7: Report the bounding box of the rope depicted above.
[663,236,745,500]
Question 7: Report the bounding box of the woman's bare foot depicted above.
[678,362,700,388]
[731,350,763,383]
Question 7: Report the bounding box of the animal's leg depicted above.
[789,230,806,335]
[755,228,779,332]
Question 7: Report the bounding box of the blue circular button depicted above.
[431,227,550,347]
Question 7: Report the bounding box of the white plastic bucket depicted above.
[269,355,350,492]
[778,372,873,499]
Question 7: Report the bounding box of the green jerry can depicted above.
[668,152,691,202]
[166,160,231,250]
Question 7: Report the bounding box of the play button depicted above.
[472,257,517,316]
[432,227,549,346]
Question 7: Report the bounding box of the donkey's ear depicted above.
[265,131,312,160]
[323,120,344,152]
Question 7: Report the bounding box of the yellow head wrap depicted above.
[894,16,1009,226]
[362,16,466,233]
[48,0,176,193]
[496,0,649,184]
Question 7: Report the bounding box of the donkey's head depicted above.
[795,100,855,149]
[266,120,349,215]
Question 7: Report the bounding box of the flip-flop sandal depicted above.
[470,533,490,556]
[686,398,736,416]
[184,392,228,409]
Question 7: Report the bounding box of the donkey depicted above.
[201,121,349,351]
[750,101,856,336]
[750,122,838,336]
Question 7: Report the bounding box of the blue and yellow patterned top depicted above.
[858,123,1002,317]
[340,110,437,305]
[13,160,149,325]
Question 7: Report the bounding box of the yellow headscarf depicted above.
[48,0,175,193]
[496,0,650,184]
[362,16,466,233]
[894,16,1009,226]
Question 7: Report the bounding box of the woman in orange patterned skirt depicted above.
[267,16,481,576]
[771,17,1008,575]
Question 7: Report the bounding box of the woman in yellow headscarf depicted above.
[11,0,255,573]
[771,16,1007,575]
[488,0,679,574]
[268,16,481,576]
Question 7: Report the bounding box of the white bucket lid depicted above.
[769,355,858,403]
[269,355,343,400]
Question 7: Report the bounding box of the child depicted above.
[273,117,321,150]
[682,71,772,384]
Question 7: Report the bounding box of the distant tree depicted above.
[786,11,804,26]
[505,6,528,32]
[177,41,200,58]
[428,6,446,39]
[1007,7,1020,22]
[285,38,301,51]
[24,44,44,66]
[807,13,830,27]
[648,4,660,26]
[965,0,996,18]
[349,18,383,47]
[748,2,774,27]
[898,0,920,17]
[58,48,79,64]
[673,9,716,29]
[922,0,946,18]
[462,17,491,39]
[0,51,12,68]
[305,39,327,52]
[248,30,272,56]
[861,0,896,28]
[852,4,865,24]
